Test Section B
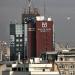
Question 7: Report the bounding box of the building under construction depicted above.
[10,0,55,60]
[21,0,54,58]
[22,0,40,58]
[23,15,54,58]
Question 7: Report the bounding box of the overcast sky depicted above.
[0,0,75,46]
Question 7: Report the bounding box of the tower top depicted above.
[28,0,32,7]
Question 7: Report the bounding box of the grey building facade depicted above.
[10,23,25,61]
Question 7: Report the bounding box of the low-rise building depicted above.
[56,49,75,75]
[0,41,10,61]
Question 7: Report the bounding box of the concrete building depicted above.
[56,49,75,75]
[0,64,6,75]
[0,41,10,61]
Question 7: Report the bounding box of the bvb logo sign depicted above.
[42,22,47,28]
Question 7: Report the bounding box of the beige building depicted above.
[56,49,75,75]
[0,64,6,75]
[0,41,10,61]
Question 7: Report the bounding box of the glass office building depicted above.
[10,23,25,61]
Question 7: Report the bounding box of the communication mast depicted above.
[24,0,39,15]
[28,0,32,14]
[24,0,32,14]
[44,0,46,19]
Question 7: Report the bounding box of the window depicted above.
[69,64,74,69]
[16,48,19,51]
[43,69,45,72]
[60,57,63,61]
[22,68,23,71]
[16,39,19,42]
[16,44,19,47]
[65,64,68,69]
[59,64,65,68]
[20,34,22,37]
[26,67,28,72]
[20,44,22,47]
[61,71,65,75]
[16,24,22,34]
[16,35,19,37]
[69,71,74,75]
[20,39,22,42]
[10,35,15,42]
[12,68,17,71]
[18,67,21,71]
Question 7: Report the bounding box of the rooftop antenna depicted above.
[65,42,69,49]
[24,0,27,14]
[28,0,32,14]
[44,0,46,20]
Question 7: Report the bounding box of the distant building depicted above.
[0,64,6,75]
[10,23,25,61]
[0,47,2,61]
[0,41,10,61]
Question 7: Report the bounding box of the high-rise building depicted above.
[22,8,40,58]
[10,23,25,61]
[9,0,54,59]
[25,16,54,58]
[10,0,40,59]
[36,17,54,57]
[10,16,54,60]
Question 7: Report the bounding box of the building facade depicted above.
[36,17,54,57]
[10,8,40,60]
[22,8,40,58]
[10,23,24,61]
[0,41,10,61]
[56,49,75,75]
[22,15,54,58]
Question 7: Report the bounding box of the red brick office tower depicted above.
[36,17,54,57]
